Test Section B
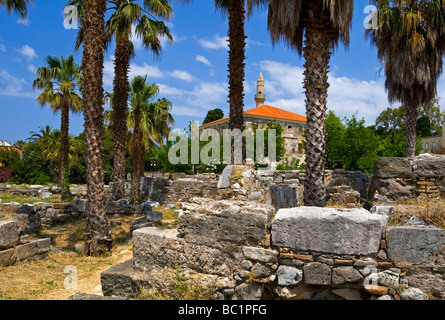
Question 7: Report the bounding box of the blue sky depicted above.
[0,0,444,143]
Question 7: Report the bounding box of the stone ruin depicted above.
[99,155,445,300]
[1,155,445,300]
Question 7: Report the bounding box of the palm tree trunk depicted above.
[59,100,72,202]
[227,0,246,165]
[405,103,418,159]
[82,0,113,256]
[112,32,130,201]
[131,105,142,204]
[302,3,332,207]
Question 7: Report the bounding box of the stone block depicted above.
[133,227,244,276]
[0,221,19,249]
[303,262,331,285]
[16,241,37,261]
[413,154,445,178]
[35,238,51,253]
[178,199,274,247]
[374,157,413,178]
[386,227,444,264]
[146,211,163,222]
[242,246,278,263]
[0,248,17,267]
[271,207,388,255]
[332,267,363,284]
[276,265,303,286]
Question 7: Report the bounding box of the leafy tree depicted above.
[268,0,354,207]
[0,0,31,19]
[203,108,225,125]
[32,55,81,201]
[368,0,445,158]
[417,115,432,138]
[326,111,345,170]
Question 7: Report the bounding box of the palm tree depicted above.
[267,0,354,207]
[81,0,112,256]
[0,0,31,19]
[128,76,172,203]
[367,0,445,159]
[107,0,173,200]
[32,55,82,201]
[180,0,266,132]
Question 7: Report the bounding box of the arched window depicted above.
[425,143,429,151]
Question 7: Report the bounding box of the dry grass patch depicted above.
[389,199,445,229]
[0,213,138,300]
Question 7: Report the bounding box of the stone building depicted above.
[200,73,307,163]
[421,122,444,153]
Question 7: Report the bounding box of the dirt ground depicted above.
[0,212,136,300]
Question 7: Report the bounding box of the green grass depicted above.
[0,191,61,205]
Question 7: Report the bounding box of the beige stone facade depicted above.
[421,122,444,154]
[200,74,307,164]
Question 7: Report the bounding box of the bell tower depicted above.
[255,72,266,107]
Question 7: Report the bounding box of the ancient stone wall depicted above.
[0,220,51,267]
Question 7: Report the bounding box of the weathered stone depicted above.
[251,263,274,279]
[311,289,336,300]
[332,266,363,284]
[241,260,252,270]
[274,286,313,300]
[413,154,445,178]
[0,221,19,249]
[248,192,262,201]
[377,295,394,300]
[178,199,274,247]
[371,178,415,200]
[133,227,244,276]
[399,287,429,300]
[364,285,388,296]
[378,271,399,288]
[242,247,278,263]
[374,157,413,178]
[303,262,331,285]
[0,248,16,267]
[35,238,51,253]
[217,165,234,189]
[234,283,264,300]
[271,207,388,255]
[332,288,362,300]
[16,241,37,260]
[354,258,378,268]
[276,265,303,286]
[370,206,393,216]
[406,273,444,296]
[146,211,163,223]
[386,227,444,264]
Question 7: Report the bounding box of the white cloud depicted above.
[168,70,194,82]
[171,105,204,117]
[18,45,37,60]
[196,55,212,66]
[103,57,164,89]
[27,64,36,74]
[17,18,30,26]
[0,44,6,52]
[0,70,35,98]
[197,35,228,50]
[258,60,391,125]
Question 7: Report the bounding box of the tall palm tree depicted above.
[127,76,167,203]
[107,0,173,200]
[268,0,354,207]
[180,0,266,132]
[0,0,31,19]
[32,55,82,201]
[81,0,112,256]
[367,0,445,159]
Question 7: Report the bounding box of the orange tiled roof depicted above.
[201,105,307,127]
